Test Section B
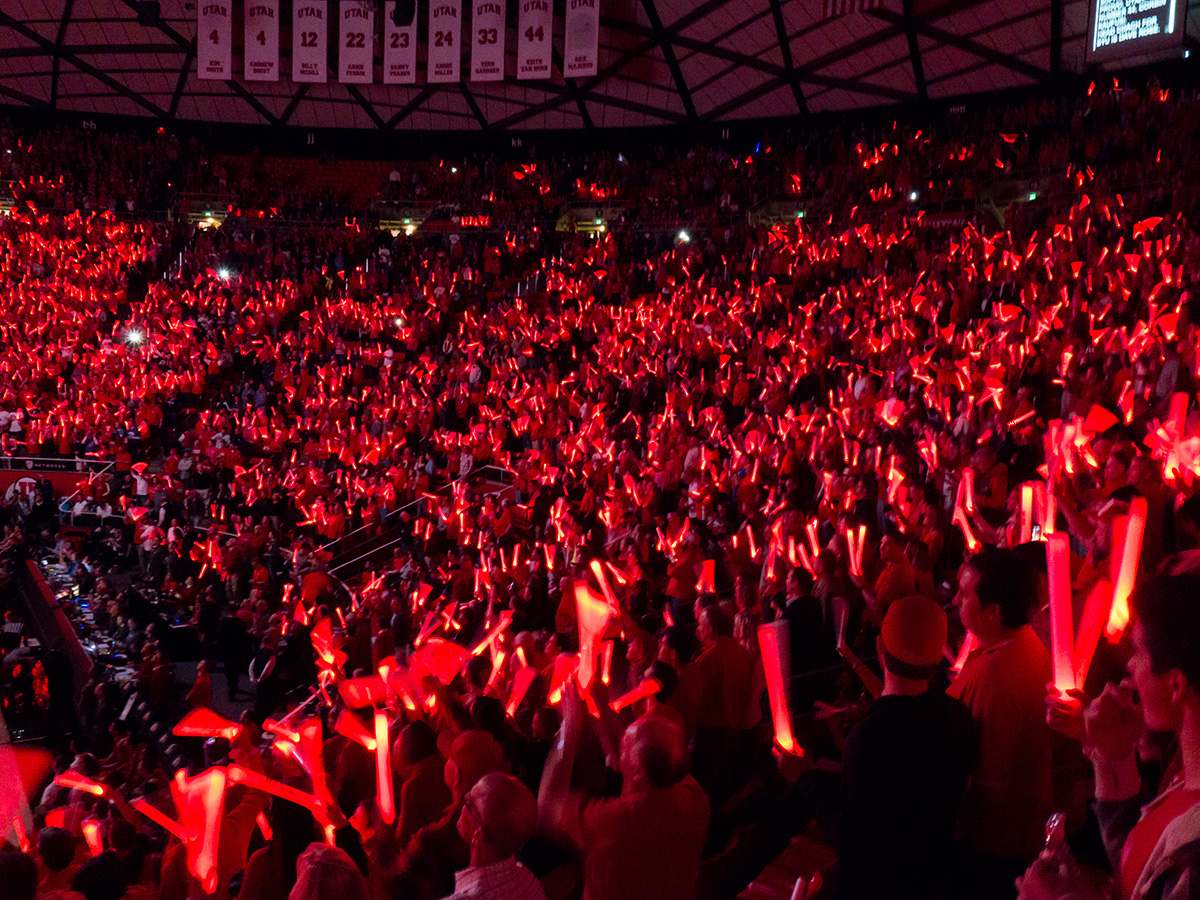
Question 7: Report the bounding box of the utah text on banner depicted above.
[563,0,599,78]
[516,0,552,80]
[244,0,280,82]
[197,1,232,80]
[471,0,506,82]
[384,1,418,84]
[293,0,328,83]
[428,0,463,83]
[340,2,375,83]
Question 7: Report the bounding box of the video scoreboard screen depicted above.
[1089,0,1186,64]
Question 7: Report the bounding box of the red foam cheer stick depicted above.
[1046,534,1078,694]
[374,710,395,825]
[1107,496,1146,641]
[757,621,801,756]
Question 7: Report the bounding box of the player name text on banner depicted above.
[516,0,552,79]
[292,0,328,83]
[244,1,280,82]
[197,1,233,80]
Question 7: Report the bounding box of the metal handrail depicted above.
[325,462,516,577]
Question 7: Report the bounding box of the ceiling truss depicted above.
[0,0,1095,131]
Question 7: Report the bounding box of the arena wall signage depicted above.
[1088,0,1186,65]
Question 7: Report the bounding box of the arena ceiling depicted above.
[0,0,1182,132]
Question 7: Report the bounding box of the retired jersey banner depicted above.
[244,0,280,81]
[563,0,599,78]
[339,2,375,83]
[383,1,418,83]
[197,1,232,80]
[470,0,506,81]
[516,0,552,79]
[292,0,328,83]
[427,0,462,83]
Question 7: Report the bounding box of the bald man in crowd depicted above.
[442,773,545,900]
[539,684,710,900]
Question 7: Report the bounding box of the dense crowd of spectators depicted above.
[3,74,1200,900]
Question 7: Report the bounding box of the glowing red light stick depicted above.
[844,528,860,577]
[588,559,619,611]
[81,819,103,857]
[505,666,537,718]
[608,678,663,713]
[547,654,579,705]
[1042,484,1057,535]
[374,710,395,825]
[12,816,29,853]
[131,799,186,840]
[1019,484,1034,544]
[173,767,227,895]
[1073,577,1114,688]
[806,520,820,558]
[262,718,301,743]
[338,676,388,709]
[962,469,977,514]
[173,707,241,741]
[226,766,328,822]
[1107,496,1146,641]
[255,812,272,841]
[952,505,981,553]
[470,611,513,657]
[757,621,800,755]
[951,632,978,676]
[1046,534,1078,694]
[55,771,106,796]
[334,710,377,751]
[575,583,612,690]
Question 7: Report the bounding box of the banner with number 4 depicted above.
[244,0,280,81]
